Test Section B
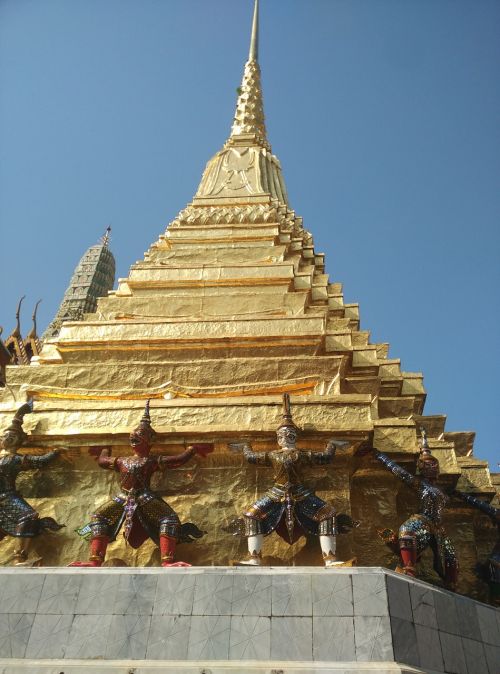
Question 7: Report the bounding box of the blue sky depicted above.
[0,0,499,469]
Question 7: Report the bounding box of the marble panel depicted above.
[75,573,120,615]
[146,615,190,660]
[354,616,393,661]
[433,589,460,635]
[112,573,157,615]
[476,603,500,646]
[455,595,482,642]
[312,616,355,661]
[0,614,34,658]
[25,614,74,659]
[105,614,151,659]
[390,617,419,668]
[312,573,353,617]
[229,616,270,659]
[271,574,312,616]
[270,617,312,661]
[153,573,196,616]
[352,573,388,617]
[0,574,44,613]
[439,631,467,674]
[414,624,444,672]
[484,643,500,674]
[231,574,271,617]
[187,615,231,659]
[409,584,437,629]
[462,637,489,674]
[192,573,234,616]
[386,575,412,622]
[64,614,112,659]
[37,574,81,614]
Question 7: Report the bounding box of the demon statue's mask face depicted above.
[417,455,440,481]
[0,429,24,454]
[129,426,155,457]
[276,425,298,449]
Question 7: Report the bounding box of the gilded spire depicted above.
[230,0,269,149]
[194,0,289,204]
[248,0,259,61]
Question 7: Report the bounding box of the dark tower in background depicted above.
[43,228,116,340]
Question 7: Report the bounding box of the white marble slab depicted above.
[0,566,497,673]
[0,659,434,674]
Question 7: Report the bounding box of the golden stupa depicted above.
[0,0,497,600]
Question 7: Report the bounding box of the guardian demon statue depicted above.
[374,430,459,590]
[228,394,356,567]
[0,401,63,565]
[70,401,212,567]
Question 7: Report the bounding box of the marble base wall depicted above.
[0,660,436,673]
[0,567,498,674]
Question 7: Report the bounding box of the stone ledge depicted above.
[0,660,434,674]
[0,568,497,674]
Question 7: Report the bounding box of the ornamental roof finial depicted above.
[14,295,24,337]
[24,299,43,361]
[4,296,29,365]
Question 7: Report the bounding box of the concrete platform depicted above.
[0,567,497,674]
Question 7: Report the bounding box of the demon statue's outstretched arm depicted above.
[158,444,213,469]
[374,449,418,489]
[304,439,340,465]
[454,490,500,523]
[243,443,271,466]
[21,450,60,469]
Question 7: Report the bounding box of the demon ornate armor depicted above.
[228,395,356,567]
[454,490,499,605]
[70,401,212,567]
[375,430,459,590]
[0,401,63,565]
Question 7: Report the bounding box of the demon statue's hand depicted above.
[88,446,112,459]
[356,444,378,458]
[54,446,79,462]
[326,439,352,452]
[189,443,214,459]
[228,442,251,453]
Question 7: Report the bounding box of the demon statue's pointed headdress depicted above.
[417,427,439,475]
[133,400,156,437]
[3,400,34,445]
[277,394,299,432]
[419,427,431,455]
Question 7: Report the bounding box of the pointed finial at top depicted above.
[230,0,268,147]
[248,0,259,61]
[101,226,111,246]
